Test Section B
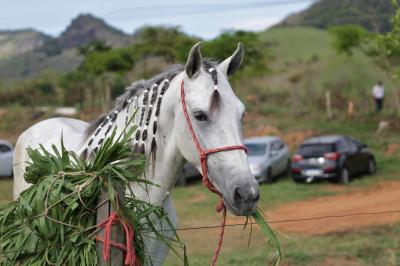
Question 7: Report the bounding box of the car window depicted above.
[271,141,284,151]
[0,144,11,153]
[349,138,364,149]
[298,144,334,157]
[336,139,348,152]
[345,138,359,153]
[245,144,267,156]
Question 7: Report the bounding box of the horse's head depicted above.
[176,43,259,216]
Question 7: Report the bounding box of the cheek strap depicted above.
[180,80,247,265]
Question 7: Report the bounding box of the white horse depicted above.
[13,43,260,265]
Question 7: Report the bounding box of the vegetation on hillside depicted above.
[0,27,267,111]
[280,0,397,33]
[329,0,400,116]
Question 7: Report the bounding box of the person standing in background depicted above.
[372,81,384,112]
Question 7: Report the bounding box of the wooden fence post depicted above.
[325,90,333,118]
[96,184,125,265]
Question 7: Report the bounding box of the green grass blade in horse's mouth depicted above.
[251,208,281,264]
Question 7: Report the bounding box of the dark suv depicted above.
[291,135,376,183]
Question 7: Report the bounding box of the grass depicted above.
[0,179,12,206]
[164,218,400,266]
[259,27,335,63]
[282,223,400,266]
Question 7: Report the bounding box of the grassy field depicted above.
[236,27,399,120]
[164,222,400,266]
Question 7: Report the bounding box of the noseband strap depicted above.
[180,80,247,265]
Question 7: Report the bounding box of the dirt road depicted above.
[266,181,400,235]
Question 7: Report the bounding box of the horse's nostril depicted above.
[233,187,243,203]
[253,191,260,202]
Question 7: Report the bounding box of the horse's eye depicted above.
[193,111,208,121]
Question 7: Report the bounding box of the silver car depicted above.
[0,140,13,177]
[176,136,291,186]
[245,136,291,183]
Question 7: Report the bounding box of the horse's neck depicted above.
[124,74,185,205]
[84,73,185,205]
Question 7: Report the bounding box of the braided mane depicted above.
[83,59,219,159]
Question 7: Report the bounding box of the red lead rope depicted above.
[180,80,247,265]
[96,212,140,266]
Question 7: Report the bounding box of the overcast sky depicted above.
[1,0,314,39]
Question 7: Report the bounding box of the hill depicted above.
[0,14,134,81]
[0,29,50,60]
[58,14,132,49]
[280,0,395,32]
[232,26,396,120]
[0,49,81,81]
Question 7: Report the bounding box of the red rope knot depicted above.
[216,199,225,213]
[96,212,140,266]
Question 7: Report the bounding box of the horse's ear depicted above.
[185,42,203,79]
[218,43,244,76]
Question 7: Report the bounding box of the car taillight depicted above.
[324,152,340,161]
[292,154,303,162]
[291,168,301,174]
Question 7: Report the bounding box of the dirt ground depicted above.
[176,181,400,259]
[264,181,400,235]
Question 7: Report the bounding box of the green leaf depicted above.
[251,208,281,265]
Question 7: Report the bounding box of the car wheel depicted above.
[367,158,376,175]
[265,168,274,183]
[339,167,350,184]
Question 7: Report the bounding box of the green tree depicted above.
[68,41,135,110]
[376,0,400,76]
[132,26,199,62]
[203,30,267,76]
[329,25,369,55]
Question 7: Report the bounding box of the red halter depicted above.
[180,80,247,265]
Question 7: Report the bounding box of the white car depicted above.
[245,136,291,183]
[0,140,13,177]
